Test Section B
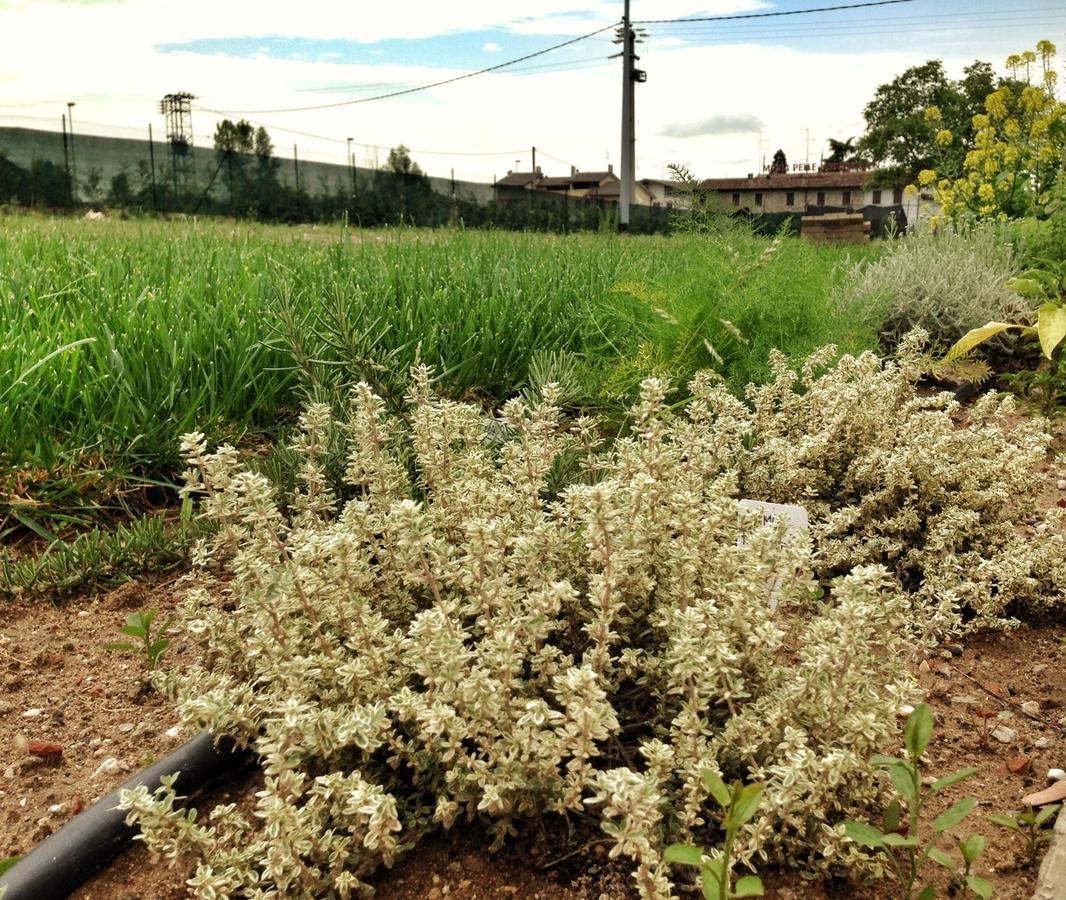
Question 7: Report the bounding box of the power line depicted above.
[195,21,618,116]
[633,0,916,25]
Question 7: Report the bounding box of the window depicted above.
[816,191,826,206]
[786,192,795,206]
[842,190,852,207]
[893,188,903,204]
[731,192,740,206]
[873,189,882,205]
[754,192,763,207]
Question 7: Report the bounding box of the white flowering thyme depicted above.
[123,349,1062,898]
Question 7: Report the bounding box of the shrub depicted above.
[841,225,1024,351]
[122,374,915,898]
[698,333,1064,630]
[120,344,1064,897]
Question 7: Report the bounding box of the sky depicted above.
[0,0,1064,183]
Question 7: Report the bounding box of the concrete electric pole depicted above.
[616,1,645,233]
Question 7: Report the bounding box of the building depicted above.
[700,169,903,215]
[495,164,654,206]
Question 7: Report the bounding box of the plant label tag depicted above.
[737,500,810,613]
[737,499,809,544]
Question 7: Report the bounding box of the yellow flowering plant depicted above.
[918,41,1064,222]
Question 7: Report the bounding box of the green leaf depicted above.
[0,855,20,876]
[871,754,902,767]
[1035,804,1061,826]
[945,322,1021,361]
[988,813,1020,831]
[731,784,765,827]
[931,768,978,794]
[1006,276,1050,299]
[733,875,764,897]
[966,875,994,899]
[884,799,902,834]
[934,797,977,834]
[927,846,955,869]
[959,833,986,865]
[885,761,918,802]
[147,638,170,657]
[844,821,885,849]
[103,642,139,652]
[701,867,722,900]
[883,832,918,848]
[905,704,934,759]
[120,624,147,638]
[702,770,731,809]
[663,844,704,867]
[1037,303,1066,360]
[916,886,935,900]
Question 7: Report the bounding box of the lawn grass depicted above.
[0,214,880,536]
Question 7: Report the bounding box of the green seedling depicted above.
[664,771,765,899]
[845,704,990,899]
[104,609,173,675]
[990,803,1061,868]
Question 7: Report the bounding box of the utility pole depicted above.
[61,113,71,205]
[531,146,536,176]
[615,1,645,233]
[66,102,78,203]
[293,144,300,191]
[347,137,355,198]
[148,123,159,210]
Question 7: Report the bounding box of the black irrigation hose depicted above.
[0,732,252,900]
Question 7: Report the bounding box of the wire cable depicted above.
[633,0,916,25]
[195,21,619,116]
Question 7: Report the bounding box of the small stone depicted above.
[992,726,1018,744]
[1050,769,1066,782]
[945,643,964,657]
[1033,664,1048,674]
[922,775,937,786]
[27,741,63,762]
[92,757,123,779]
[21,708,42,718]
[3,766,14,779]
[431,874,441,886]
[1021,701,1041,715]
[940,650,954,661]
[918,660,931,674]
[1007,756,1031,774]
[48,803,66,815]
[427,889,441,900]
[76,610,89,617]
[1057,478,1065,490]
[164,725,183,743]
[1036,738,1052,749]
[117,723,135,734]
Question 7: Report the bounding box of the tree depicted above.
[826,138,855,164]
[385,145,422,177]
[857,59,998,181]
[213,119,255,156]
[769,149,788,174]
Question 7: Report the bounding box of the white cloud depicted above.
[659,112,764,138]
[482,42,500,53]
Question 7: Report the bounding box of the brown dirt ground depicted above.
[3,417,1065,898]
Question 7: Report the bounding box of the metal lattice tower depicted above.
[159,92,195,208]
[159,92,195,149]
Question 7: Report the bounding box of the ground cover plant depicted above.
[116,335,1065,898]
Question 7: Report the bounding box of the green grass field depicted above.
[0,215,881,537]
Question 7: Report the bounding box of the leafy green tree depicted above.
[826,137,855,164]
[385,144,422,177]
[858,59,998,181]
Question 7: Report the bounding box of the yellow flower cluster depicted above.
[917,41,1065,222]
